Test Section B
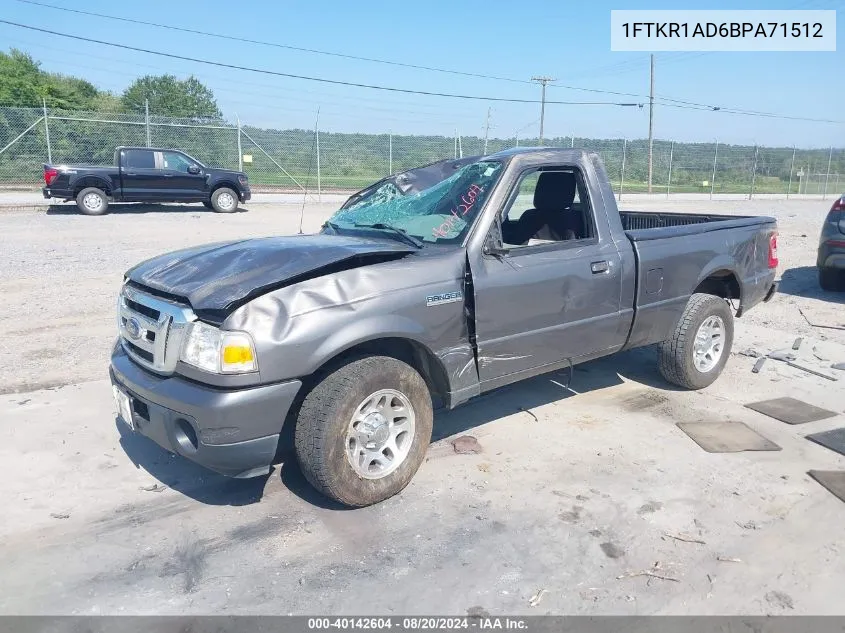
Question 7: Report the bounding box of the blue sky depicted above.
[1,0,843,147]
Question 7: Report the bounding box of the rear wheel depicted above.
[294,356,433,507]
[210,187,238,213]
[75,187,109,216]
[819,267,844,292]
[658,293,734,390]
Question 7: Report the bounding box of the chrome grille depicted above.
[117,285,196,375]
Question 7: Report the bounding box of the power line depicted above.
[5,0,701,107]
[1,18,839,125]
[0,20,643,108]
[11,0,535,86]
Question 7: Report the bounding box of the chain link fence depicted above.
[1,105,842,198]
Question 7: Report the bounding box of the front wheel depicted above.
[658,293,734,390]
[76,187,109,216]
[210,187,239,213]
[294,356,433,507]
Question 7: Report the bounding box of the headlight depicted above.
[180,322,257,374]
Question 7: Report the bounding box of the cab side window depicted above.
[123,149,155,169]
[499,167,596,248]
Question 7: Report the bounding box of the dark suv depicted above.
[818,194,845,291]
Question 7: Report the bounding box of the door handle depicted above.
[163,173,173,177]
[591,260,609,274]
[124,172,138,176]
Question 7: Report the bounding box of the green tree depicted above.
[0,48,102,110]
[120,75,222,121]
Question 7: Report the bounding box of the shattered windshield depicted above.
[326,160,503,245]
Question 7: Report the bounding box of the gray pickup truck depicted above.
[109,148,779,507]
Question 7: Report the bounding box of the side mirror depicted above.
[187,165,201,175]
[484,243,510,257]
[484,218,510,257]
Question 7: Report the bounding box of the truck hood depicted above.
[125,234,416,319]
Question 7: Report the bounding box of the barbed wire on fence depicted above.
[0,105,842,198]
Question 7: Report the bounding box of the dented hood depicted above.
[125,234,415,317]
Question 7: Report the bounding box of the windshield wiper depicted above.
[353,223,424,248]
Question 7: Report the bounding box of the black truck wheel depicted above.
[819,267,844,292]
[210,187,239,213]
[658,293,734,390]
[294,356,433,507]
[75,187,109,216]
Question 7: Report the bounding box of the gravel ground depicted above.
[1,196,844,615]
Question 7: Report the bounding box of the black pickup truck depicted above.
[110,148,779,507]
[42,146,251,215]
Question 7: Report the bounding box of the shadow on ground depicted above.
[117,345,673,510]
[116,418,270,506]
[778,266,845,303]
[46,203,247,215]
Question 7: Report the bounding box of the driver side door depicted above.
[470,165,626,388]
[159,151,207,200]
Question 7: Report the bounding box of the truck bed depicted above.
[619,210,770,241]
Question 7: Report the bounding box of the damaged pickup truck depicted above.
[109,148,779,507]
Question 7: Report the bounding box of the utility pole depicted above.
[531,76,555,146]
[647,54,655,193]
[144,99,151,147]
[483,107,492,155]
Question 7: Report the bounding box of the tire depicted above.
[210,187,239,213]
[658,293,734,390]
[294,356,433,507]
[818,267,844,292]
[202,200,214,210]
[75,187,109,216]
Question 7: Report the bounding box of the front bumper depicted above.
[110,344,301,478]
[241,187,252,202]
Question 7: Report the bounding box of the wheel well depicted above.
[211,181,239,198]
[73,178,111,197]
[308,338,451,410]
[694,270,740,303]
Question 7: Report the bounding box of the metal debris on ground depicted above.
[528,589,548,607]
[139,483,168,493]
[832,362,845,371]
[519,406,539,422]
[736,520,760,530]
[798,306,845,331]
[451,435,482,454]
[738,348,762,358]
[792,338,803,350]
[768,350,796,362]
[716,556,742,563]
[49,512,70,519]
[663,532,706,545]
[782,361,838,381]
[752,357,767,373]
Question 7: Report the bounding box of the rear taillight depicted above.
[832,196,844,212]
[767,232,779,269]
[44,167,58,186]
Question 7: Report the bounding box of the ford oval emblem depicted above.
[125,317,142,340]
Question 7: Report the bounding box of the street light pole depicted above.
[531,76,555,146]
[647,54,655,193]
